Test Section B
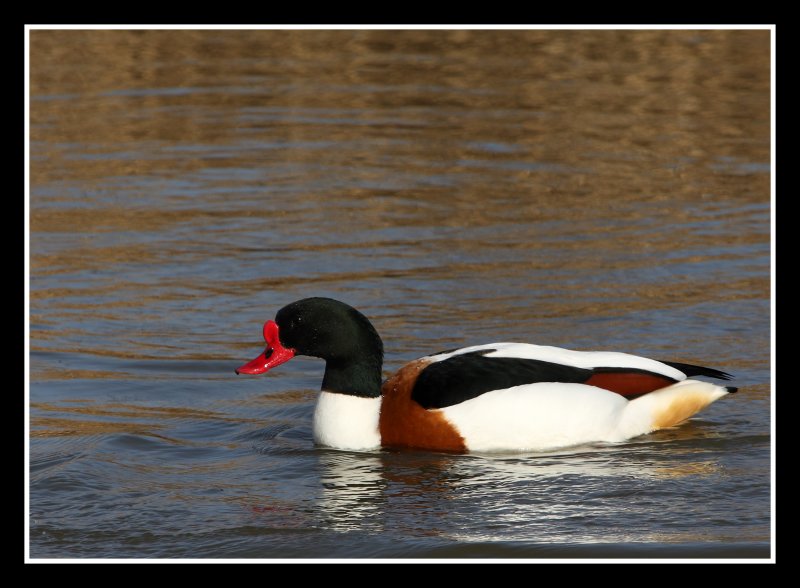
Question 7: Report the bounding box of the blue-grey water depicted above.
[28,29,771,559]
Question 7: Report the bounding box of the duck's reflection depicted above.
[315,450,388,533]
[314,436,725,542]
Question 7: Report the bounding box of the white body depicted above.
[439,379,730,453]
[312,343,731,453]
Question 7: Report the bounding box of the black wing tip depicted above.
[706,370,734,381]
[659,360,734,381]
[725,386,738,394]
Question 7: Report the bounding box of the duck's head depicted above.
[235,298,384,397]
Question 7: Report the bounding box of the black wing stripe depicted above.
[412,352,592,409]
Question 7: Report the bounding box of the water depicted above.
[28,29,771,559]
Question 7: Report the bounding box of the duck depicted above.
[236,297,736,453]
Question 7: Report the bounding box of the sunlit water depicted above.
[28,29,771,559]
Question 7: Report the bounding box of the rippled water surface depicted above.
[28,29,771,559]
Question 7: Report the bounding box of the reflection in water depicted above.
[317,451,387,533]
[314,443,733,545]
[29,29,770,557]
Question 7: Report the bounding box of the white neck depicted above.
[312,391,382,451]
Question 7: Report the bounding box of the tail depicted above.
[616,380,733,440]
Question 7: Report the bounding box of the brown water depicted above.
[28,29,771,559]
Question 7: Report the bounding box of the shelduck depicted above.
[236,298,736,453]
